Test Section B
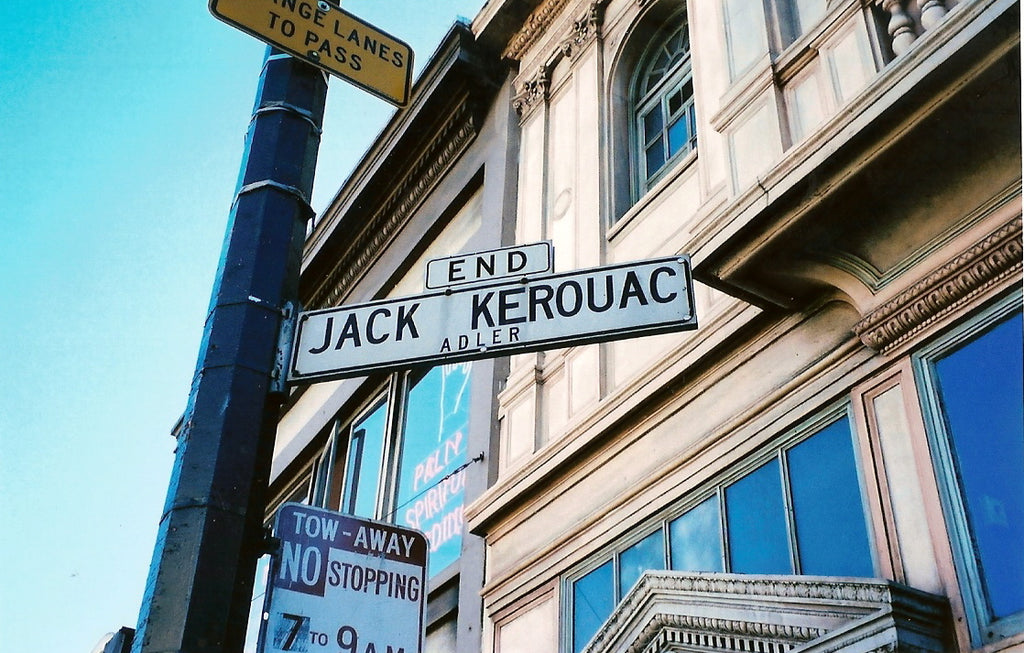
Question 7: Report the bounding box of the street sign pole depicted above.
[132,48,327,653]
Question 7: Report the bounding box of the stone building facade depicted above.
[261,1,1022,653]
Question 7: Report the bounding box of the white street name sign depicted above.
[290,256,697,383]
[260,504,428,653]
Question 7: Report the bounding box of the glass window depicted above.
[317,364,476,580]
[770,0,827,47]
[564,412,874,650]
[572,561,614,653]
[618,530,665,597]
[394,363,473,576]
[726,459,792,574]
[341,396,389,518]
[669,495,724,572]
[792,0,826,34]
[244,553,272,653]
[632,21,696,196]
[788,418,873,576]
[929,310,1024,626]
[723,0,768,77]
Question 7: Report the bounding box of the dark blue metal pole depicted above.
[132,48,327,652]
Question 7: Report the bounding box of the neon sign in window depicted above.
[395,363,473,576]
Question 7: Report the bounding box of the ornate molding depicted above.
[626,613,824,653]
[560,2,606,60]
[853,217,1023,353]
[510,2,606,119]
[306,100,479,309]
[621,574,895,608]
[588,574,895,653]
[503,0,575,62]
[583,572,948,653]
[512,66,550,117]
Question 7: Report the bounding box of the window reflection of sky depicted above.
[573,561,614,653]
[934,311,1023,619]
[343,399,389,518]
[570,414,874,649]
[669,495,723,572]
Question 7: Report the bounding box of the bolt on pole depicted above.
[132,48,327,653]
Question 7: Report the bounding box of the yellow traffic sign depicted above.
[210,0,413,106]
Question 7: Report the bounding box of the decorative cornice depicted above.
[305,100,479,309]
[853,216,1023,353]
[626,613,824,653]
[503,0,575,62]
[586,573,896,653]
[625,573,894,613]
[510,2,606,119]
[583,572,948,653]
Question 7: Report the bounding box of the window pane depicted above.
[573,561,614,653]
[341,397,389,518]
[724,0,767,76]
[244,552,272,653]
[679,80,693,108]
[312,443,332,508]
[726,459,791,573]
[394,364,472,576]
[934,311,1024,619]
[665,30,684,60]
[689,107,698,149]
[793,0,826,35]
[640,26,687,96]
[643,107,663,144]
[788,417,874,576]
[667,114,690,158]
[645,143,665,180]
[668,89,682,115]
[669,495,724,572]
[619,530,665,597]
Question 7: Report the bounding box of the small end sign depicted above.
[425,242,554,289]
[210,0,413,106]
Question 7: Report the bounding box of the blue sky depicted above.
[0,1,485,650]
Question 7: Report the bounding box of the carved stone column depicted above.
[877,0,918,55]
[918,0,949,30]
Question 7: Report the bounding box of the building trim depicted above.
[504,0,576,61]
[582,572,949,653]
[853,216,1023,353]
[306,100,480,309]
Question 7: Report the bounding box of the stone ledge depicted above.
[584,572,949,653]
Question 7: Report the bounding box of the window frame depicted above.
[722,0,770,79]
[629,18,698,202]
[912,294,1024,645]
[310,364,476,580]
[766,0,829,52]
[561,405,875,653]
[338,387,395,519]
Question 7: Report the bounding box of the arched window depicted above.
[633,21,696,195]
